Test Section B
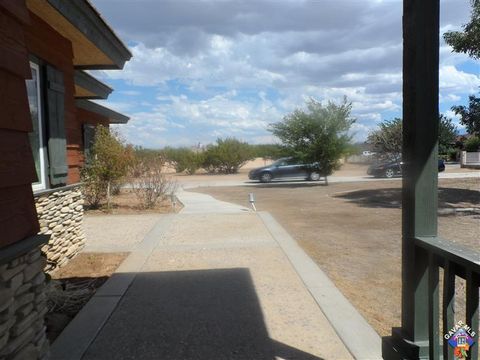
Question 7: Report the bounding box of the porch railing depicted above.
[414,236,480,359]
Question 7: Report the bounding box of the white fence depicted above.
[461,151,480,167]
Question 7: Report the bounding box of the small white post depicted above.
[248,193,256,212]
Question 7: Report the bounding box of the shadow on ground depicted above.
[82,268,324,360]
[244,181,327,189]
[334,187,480,210]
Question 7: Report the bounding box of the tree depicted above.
[366,118,403,160]
[202,138,254,174]
[367,115,458,158]
[444,0,480,136]
[269,97,355,183]
[451,94,480,136]
[438,115,458,154]
[81,125,133,209]
[443,0,480,60]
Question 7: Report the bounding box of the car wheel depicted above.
[260,172,273,183]
[384,168,395,178]
[308,172,321,181]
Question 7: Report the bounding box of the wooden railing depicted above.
[414,236,480,359]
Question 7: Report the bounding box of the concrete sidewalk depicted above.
[52,191,381,359]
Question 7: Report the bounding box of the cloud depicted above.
[92,0,476,146]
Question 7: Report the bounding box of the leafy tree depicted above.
[443,0,480,60]
[451,94,480,136]
[269,97,355,183]
[163,147,203,175]
[81,125,133,209]
[438,115,458,154]
[249,144,287,160]
[367,115,458,158]
[464,136,480,151]
[444,1,480,136]
[367,118,403,160]
[202,137,254,174]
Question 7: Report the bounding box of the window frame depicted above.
[28,61,48,192]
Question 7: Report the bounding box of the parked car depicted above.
[362,150,376,156]
[248,157,323,183]
[367,159,446,178]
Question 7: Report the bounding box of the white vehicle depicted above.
[362,151,376,156]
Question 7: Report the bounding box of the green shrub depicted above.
[163,147,203,175]
[202,138,254,174]
[464,136,480,152]
[81,126,133,209]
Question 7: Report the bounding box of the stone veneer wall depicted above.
[0,246,49,359]
[34,186,86,273]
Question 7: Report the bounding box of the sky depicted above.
[90,0,480,148]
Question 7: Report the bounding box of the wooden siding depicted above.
[24,12,110,185]
[0,2,39,248]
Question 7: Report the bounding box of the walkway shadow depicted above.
[334,187,479,210]
[82,268,324,360]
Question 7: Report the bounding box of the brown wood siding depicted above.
[24,12,80,183]
[24,13,111,184]
[0,2,39,248]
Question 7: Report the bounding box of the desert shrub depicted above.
[250,144,286,160]
[464,136,480,152]
[81,169,107,209]
[130,159,177,209]
[81,126,133,209]
[202,138,254,174]
[163,147,203,175]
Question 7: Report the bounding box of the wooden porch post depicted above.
[382,0,440,358]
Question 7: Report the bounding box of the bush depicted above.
[163,147,203,175]
[447,148,458,161]
[464,136,480,152]
[250,144,286,160]
[81,126,133,209]
[81,170,107,209]
[202,138,254,174]
[130,159,178,209]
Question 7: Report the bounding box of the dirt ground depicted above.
[194,177,479,336]
[86,190,176,215]
[46,253,127,342]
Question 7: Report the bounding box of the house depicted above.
[0,0,131,358]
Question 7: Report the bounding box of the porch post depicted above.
[382,0,440,358]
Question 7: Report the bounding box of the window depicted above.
[26,62,47,191]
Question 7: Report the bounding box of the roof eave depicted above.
[74,71,113,100]
[46,0,132,69]
[76,99,130,124]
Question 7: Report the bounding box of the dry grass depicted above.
[194,178,479,336]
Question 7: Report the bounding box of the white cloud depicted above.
[93,0,476,146]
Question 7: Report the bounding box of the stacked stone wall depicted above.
[35,186,85,273]
[0,248,49,359]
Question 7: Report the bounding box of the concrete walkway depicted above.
[52,191,382,360]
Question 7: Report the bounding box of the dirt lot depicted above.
[194,178,479,336]
[46,253,127,341]
[86,189,176,215]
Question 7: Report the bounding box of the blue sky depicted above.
[90,0,480,148]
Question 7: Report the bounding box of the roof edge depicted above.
[74,71,113,99]
[76,99,130,124]
[47,0,132,69]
